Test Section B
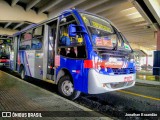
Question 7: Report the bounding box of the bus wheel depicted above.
[58,76,81,100]
[20,67,25,80]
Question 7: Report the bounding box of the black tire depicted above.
[20,66,26,80]
[58,76,81,100]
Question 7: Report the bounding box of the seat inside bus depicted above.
[67,47,76,58]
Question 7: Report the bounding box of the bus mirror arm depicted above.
[68,24,87,37]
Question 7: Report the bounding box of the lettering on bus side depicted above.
[84,60,128,69]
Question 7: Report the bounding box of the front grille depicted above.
[109,81,134,89]
[126,81,134,86]
[110,82,125,89]
[112,68,134,75]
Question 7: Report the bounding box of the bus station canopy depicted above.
[0,0,159,51]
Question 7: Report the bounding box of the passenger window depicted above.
[58,15,86,59]
[32,26,44,50]
[33,26,43,37]
[31,38,43,50]
[24,30,33,40]
[19,30,32,50]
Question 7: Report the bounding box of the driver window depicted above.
[118,33,131,50]
[57,15,86,59]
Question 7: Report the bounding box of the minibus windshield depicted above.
[80,13,117,49]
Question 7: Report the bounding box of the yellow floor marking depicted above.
[118,90,160,101]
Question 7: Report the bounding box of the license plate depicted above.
[124,76,133,82]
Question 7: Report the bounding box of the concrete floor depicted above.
[0,70,110,120]
[0,69,160,120]
[76,83,160,119]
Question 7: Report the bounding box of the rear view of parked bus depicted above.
[0,39,11,68]
[10,9,136,100]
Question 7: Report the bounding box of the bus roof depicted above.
[13,9,120,36]
[13,23,38,36]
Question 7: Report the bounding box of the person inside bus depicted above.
[67,47,76,58]
[60,48,66,56]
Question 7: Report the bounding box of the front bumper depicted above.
[88,69,136,94]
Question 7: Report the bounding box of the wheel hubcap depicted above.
[61,80,74,96]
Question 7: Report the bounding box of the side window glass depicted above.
[21,30,33,41]
[118,37,122,47]
[19,30,32,50]
[33,26,43,37]
[32,26,43,50]
[58,15,86,59]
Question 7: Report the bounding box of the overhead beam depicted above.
[0,1,47,23]
[0,28,17,35]
[113,20,147,31]
[26,0,41,11]
[117,21,147,28]
[49,0,86,18]
[125,32,154,37]
[4,22,12,28]
[143,0,160,26]
[119,28,154,32]
[13,22,24,30]
[131,0,158,31]
[112,20,146,30]
[11,0,19,7]
[112,17,144,25]
[120,27,151,32]
[131,45,154,51]
[131,43,154,51]
[126,36,153,40]
[107,12,143,23]
[0,35,12,39]
[126,35,154,40]
[99,2,133,17]
[123,28,153,33]
[76,0,108,11]
[120,27,151,33]
[107,14,128,22]
[123,30,153,34]
[88,0,127,14]
[118,24,145,30]
[38,0,63,14]
[127,39,154,47]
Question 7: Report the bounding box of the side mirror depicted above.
[68,24,88,37]
[68,24,76,37]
